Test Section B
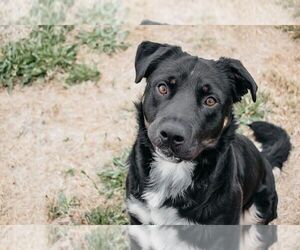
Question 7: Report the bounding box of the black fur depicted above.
[126,41,292,225]
[128,225,277,249]
[249,121,292,169]
[140,19,168,25]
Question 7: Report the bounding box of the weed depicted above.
[77,2,121,25]
[278,25,300,40]
[64,168,76,177]
[85,206,128,225]
[66,64,100,85]
[77,26,129,55]
[0,2,128,89]
[234,92,269,125]
[97,149,129,198]
[0,26,77,90]
[81,170,104,196]
[85,227,129,250]
[76,0,129,55]
[22,0,75,24]
[81,149,130,225]
[0,25,104,90]
[63,137,70,142]
[195,36,217,49]
[47,227,69,246]
[47,191,80,221]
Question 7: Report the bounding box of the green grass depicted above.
[21,0,75,24]
[64,168,76,177]
[77,2,121,25]
[0,0,129,90]
[234,92,269,125]
[76,1,129,55]
[22,0,124,25]
[0,26,76,90]
[77,26,129,55]
[98,149,129,198]
[81,149,130,225]
[66,64,100,85]
[85,206,128,225]
[0,26,104,90]
[48,226,129,249]
[47,191,80,221]
[85,227,129,250]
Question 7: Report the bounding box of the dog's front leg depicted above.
[129,214,142,225]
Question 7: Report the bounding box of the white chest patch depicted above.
[127,196,192,225]
[143,154,195,207]
[239,204,263,225]
[127,155,195,225]
[128,226,199,250]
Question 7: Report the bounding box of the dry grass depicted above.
[125,0,299,24]
[1,0,299,25]
[0,25,299,225]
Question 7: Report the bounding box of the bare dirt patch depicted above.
[125,0,300,24]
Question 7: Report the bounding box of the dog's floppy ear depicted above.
[135,41,183,83]
[216,57,257,102]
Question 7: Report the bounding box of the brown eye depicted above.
[204,96,217,106]
[157,83,168,95]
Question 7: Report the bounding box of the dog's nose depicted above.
[159,124,186,146]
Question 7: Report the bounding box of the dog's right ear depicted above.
[135,41,183,83]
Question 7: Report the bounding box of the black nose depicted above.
[159,123,186,146]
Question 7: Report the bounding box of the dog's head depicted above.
[135,41,257,162]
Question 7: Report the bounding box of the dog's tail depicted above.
[248,121,291,173]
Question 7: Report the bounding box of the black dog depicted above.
[128,225,277,249]
[126,41,291,225]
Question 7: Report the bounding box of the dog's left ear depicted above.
[216,57,257,102]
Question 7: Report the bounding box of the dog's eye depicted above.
[157,83,168,95]
[204,96,217,106]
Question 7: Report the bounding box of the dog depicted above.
[125,41,291,225]
[128,225,277,249]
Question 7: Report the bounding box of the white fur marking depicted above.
[240,204,262,225]
[127,196,192,225]
[252,140,263,152]
[128,226,198,250]
[127,154,195,225]
[143,154,195,208]
[127,196,151,224]
[272,167,281,178]
[150,206,192,225]
[127,226,152,249]
[240,225,265,250]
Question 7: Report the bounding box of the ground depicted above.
[0,2,299,226]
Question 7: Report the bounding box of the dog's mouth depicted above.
[155,147,182,163]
